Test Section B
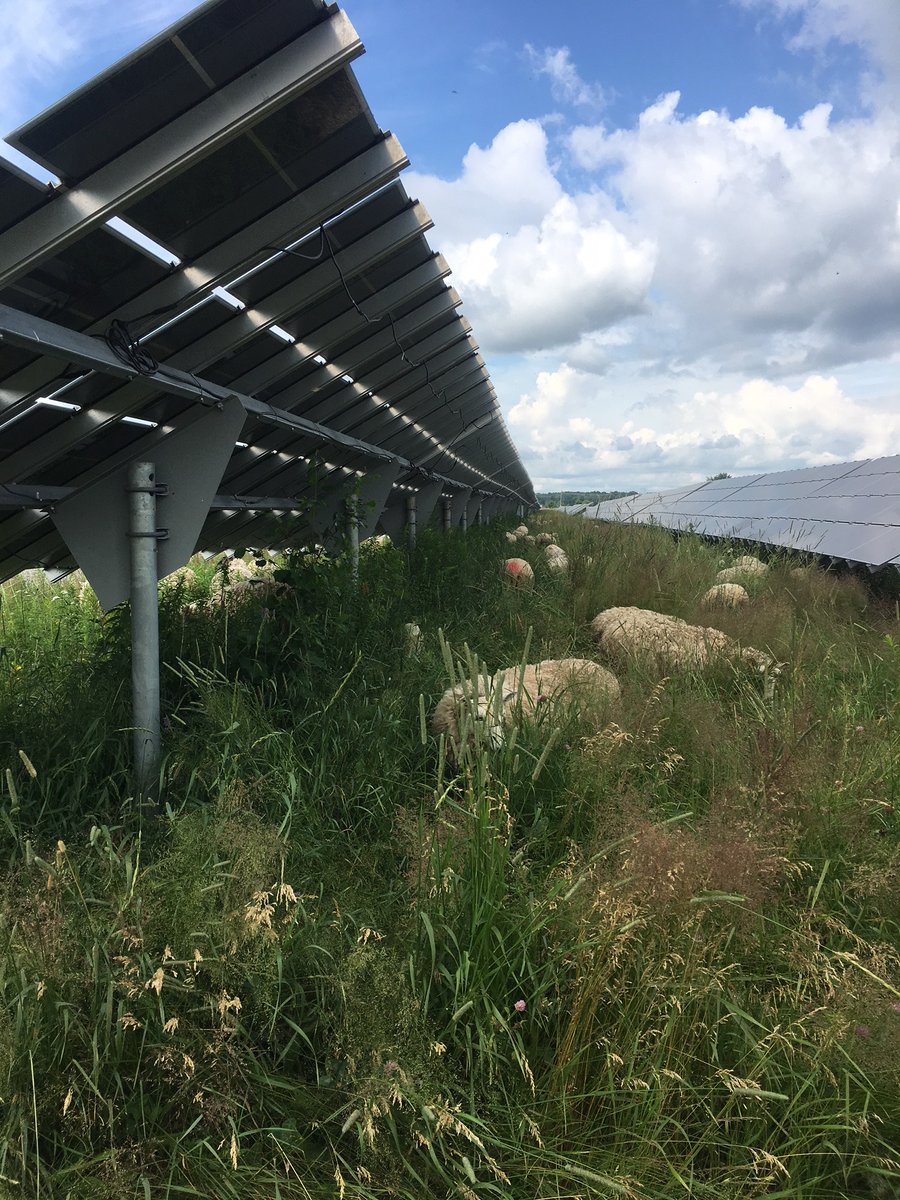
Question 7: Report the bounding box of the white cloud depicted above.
[738,0,900,101]
[406,121,656,354]
[523,44,608,110]
[569,93,900,373]
[508,364,900,491]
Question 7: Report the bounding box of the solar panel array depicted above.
[568,456,900,571]
[0,0,534,600]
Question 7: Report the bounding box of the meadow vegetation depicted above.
[0,516,898,1199]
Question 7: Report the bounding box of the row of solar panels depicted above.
[564,456,900,570]
[0,0,534,597]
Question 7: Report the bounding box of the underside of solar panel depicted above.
[0,0,535,604]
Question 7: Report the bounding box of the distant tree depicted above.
[537,490,638,508]
[706,472,732,481]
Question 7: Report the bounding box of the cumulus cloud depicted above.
[407,121,656,354]
[569,93,900,373]
[509,364,900,490]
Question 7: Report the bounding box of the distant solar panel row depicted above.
[0,0,534,597]
[567,457,900,570]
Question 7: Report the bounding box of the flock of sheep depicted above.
[432,523,780,759]
[154,522,781,765]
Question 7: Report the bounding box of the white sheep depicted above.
[206,578,291,613]
[716,555,768,584]
[591,606,774,673]
[505,531,518,544]
[534,532,556,546]
[219,554,256,581]
[514,525,529,537]
[544,544,569,574]
[431,657,620,755]
[504,558,535,588]
[701,582,749,609]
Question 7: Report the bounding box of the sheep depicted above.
[219,554,256,581]
[716,555,768,584]
[493,657,620,715]
[514,525,529,537]
[206,578,291,613]
[701,582,749,609]
[544,543,569,574]
[591,606,774,674]
[505,531,518,544]
[535,532,556,546]
[431,657,620,755]
[504,558,534,588]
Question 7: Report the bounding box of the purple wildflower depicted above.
[854,1024,871,1040]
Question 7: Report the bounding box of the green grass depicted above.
[0,518,898,1198]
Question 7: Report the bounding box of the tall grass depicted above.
[0,518,898,1197]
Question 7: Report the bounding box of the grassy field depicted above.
[0,516,898,1199]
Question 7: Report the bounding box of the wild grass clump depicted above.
[0,519,898,1197]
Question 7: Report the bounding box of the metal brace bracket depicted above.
[125,483,170,497]
[127,528,169,540]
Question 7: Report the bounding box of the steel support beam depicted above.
[0,136,412,408]
[0,10,363,288]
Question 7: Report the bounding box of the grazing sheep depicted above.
[514,525,529,537]
[544,544,569,574]
[432,657,620,756]
[505,531,518,544]
[504,558,535,588]
[591,606,774,673]
[219,554,256,581]
[207,578,291,613]
[493,657,620,714]
[701,582,749,609]
[431,673,497,750]
[535,532,556,546]
[716,555,768,584]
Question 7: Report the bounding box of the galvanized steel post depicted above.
[128,462,161,799]
[442,496,451,532]
[346,496,360,581]
[406,492,417,548]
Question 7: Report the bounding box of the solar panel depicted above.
[582,458,900,570]
[0,0,534,607]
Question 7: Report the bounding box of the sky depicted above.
[1,0,899,494]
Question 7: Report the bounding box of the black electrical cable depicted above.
[99,319,158,376]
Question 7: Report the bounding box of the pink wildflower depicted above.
[384,1060,399,1075]
[514,999,526,1013]
[854,1024,871,1040]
